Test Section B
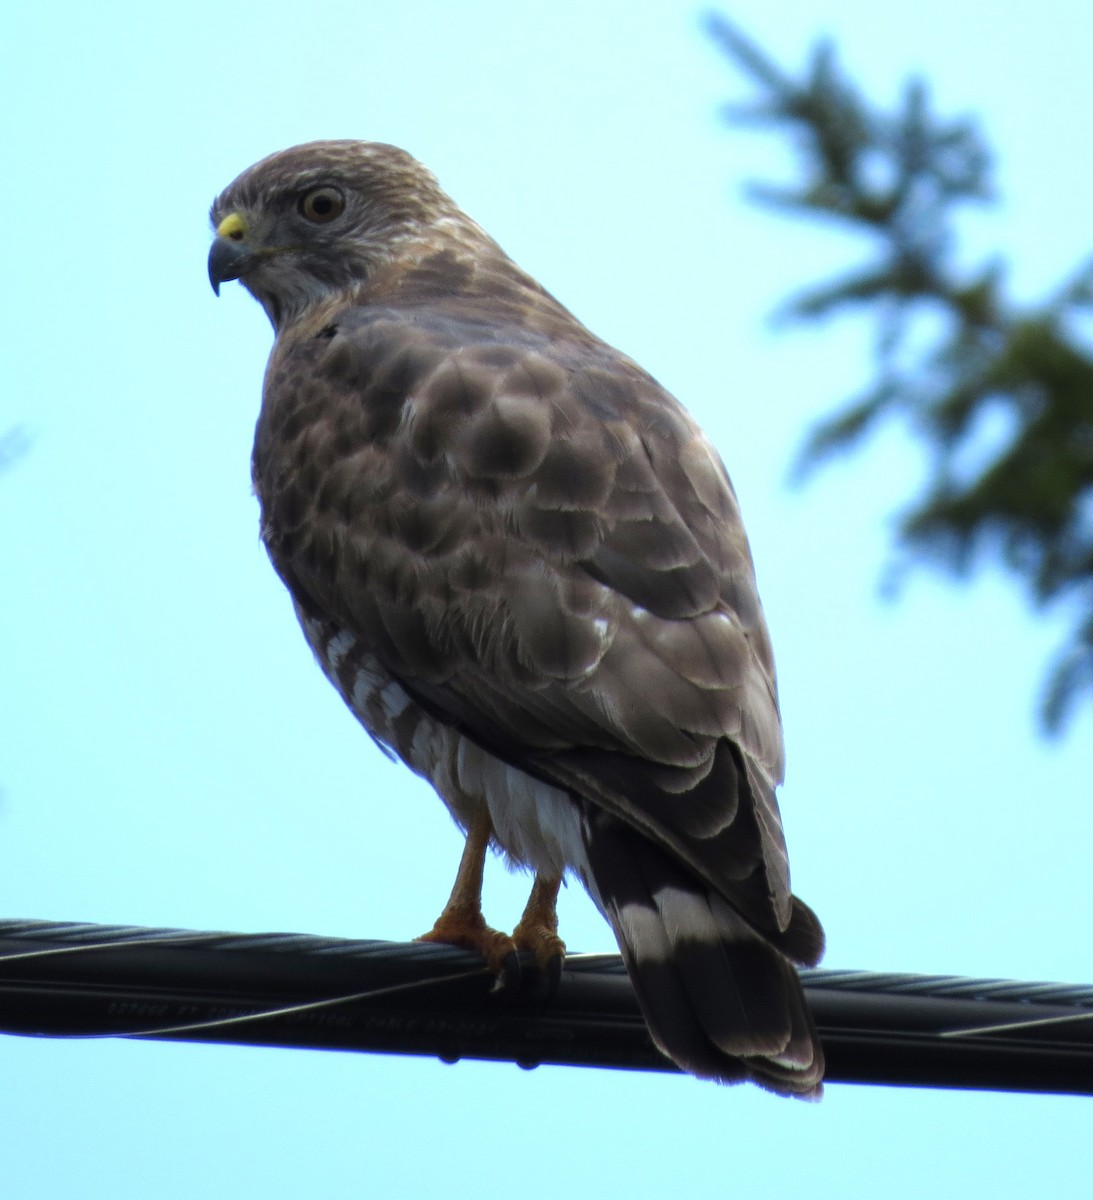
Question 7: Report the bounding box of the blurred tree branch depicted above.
[0,426,29,475]
[707,12,1093,733]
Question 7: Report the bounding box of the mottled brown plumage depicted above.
[209,140,824,1095]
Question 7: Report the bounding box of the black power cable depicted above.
[2,919,1091,1094]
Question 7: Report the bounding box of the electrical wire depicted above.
[2,918,1091,1093]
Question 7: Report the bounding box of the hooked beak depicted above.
[208,238,255,295]
[208,212,254,295]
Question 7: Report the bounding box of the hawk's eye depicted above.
[298,187,346,224]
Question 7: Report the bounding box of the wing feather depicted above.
[254,298,796,933]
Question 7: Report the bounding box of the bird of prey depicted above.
[208,141,825,1096]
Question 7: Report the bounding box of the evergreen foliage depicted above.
[708,13,1093,732]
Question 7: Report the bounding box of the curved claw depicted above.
[493,949,523,995]
[512,872,566,996]
[416,910,519,987]
[511,925,566,994]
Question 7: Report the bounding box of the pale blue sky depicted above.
[2,2,1091,1195]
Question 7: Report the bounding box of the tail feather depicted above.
[781,894,826,968]
[582,812,824,1098]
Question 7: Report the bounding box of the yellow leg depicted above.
[513,872,566,982]
[416,808,517,976]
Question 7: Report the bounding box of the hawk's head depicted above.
[208,140,463,328]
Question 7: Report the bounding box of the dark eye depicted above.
[298,187,345,224]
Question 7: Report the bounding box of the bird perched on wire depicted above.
[208,140,825,1096]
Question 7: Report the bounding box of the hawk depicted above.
[209,141,825,1096]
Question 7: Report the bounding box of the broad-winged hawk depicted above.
[209,141,824,1096]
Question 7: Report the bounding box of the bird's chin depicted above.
[235,267,292,329]
[249,285,284,330]
[247,267,351,331]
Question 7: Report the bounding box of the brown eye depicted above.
[298,187,345,224]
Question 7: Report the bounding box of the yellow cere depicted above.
[217,212,248,241]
